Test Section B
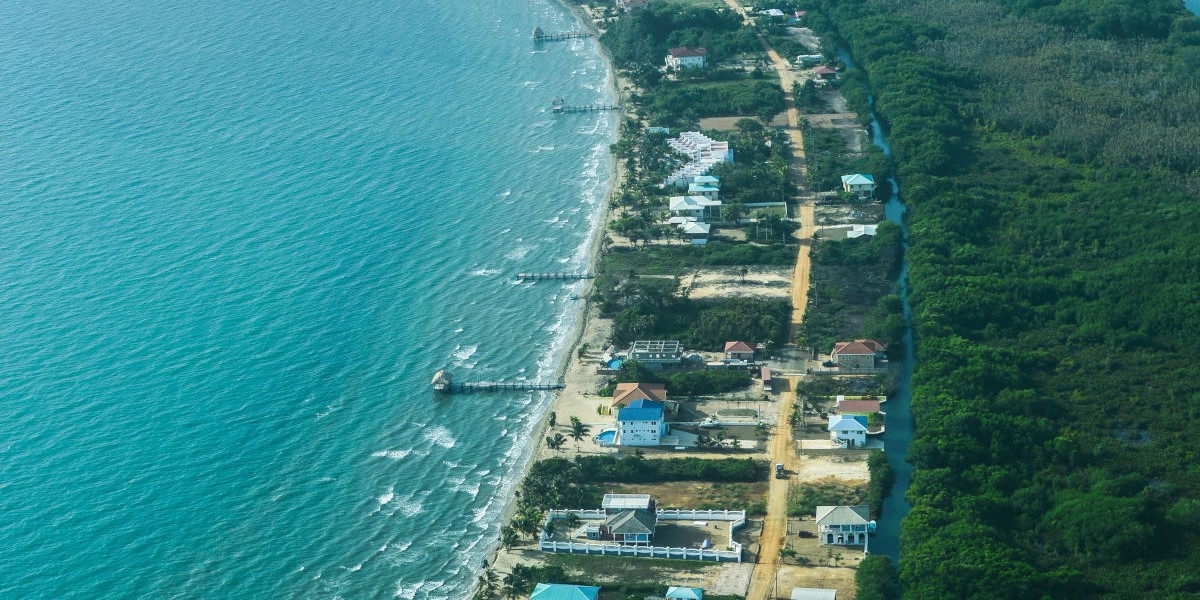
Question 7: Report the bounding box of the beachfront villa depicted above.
[831,339,887,372]
[616,399,668,446]
[828,415,868,448]
[540,493,746,562]
[666,46,707,70]
[531,583,601,600]
[665,134,733,188]
[666,587,705,599]
[629,340,684,369]
[724,341,757,360]
[611,382,668,410]
[840,173,876,199]
[816,505,873,546]
[669,195,722,221]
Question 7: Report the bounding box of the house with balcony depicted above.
[828,415,868,448]
[616,400,668,446]
[666,47,707,70]
[815,505,872,546]
[839,174,876,200]
[629,340,683,370]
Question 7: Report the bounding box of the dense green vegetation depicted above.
[600,5,759,70]
[865,449,894,518]
[855,555,902,600]
[807,0,1200,596]
[604,359,753,396]
[800,221,904,352]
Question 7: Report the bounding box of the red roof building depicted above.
[724,341,757,359]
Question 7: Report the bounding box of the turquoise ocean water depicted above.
[0,0,615,597]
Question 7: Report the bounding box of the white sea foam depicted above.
[378,486,394,505]
[469,268,500,277]
[371,449,411,460]
[423,425,457,449]
[451,344,478,364]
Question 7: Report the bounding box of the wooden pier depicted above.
[533,26,592,42]
[551,98,622,114]
[516,272,595,281]
[432,370,565,394]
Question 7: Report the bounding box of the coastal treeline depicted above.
[806,0,1200,596]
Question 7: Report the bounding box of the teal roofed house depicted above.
[531,583,601,600]
[839,173,876,200]
[687,181,720,201]
[666,586,705,599]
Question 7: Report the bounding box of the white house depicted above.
[666,47,707,70]
[828,415,867,448]
[815,505,871,546]
[678,221,711,245]
[791,588,837,600]
[724,341,757,360]
[840,174,876,199]
[669,195,722,220]
[629,340,683,369]
[616,399,668,446]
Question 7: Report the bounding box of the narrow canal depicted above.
[836,48,914,560]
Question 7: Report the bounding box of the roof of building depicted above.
[813,65,838,75]
[692,175,720,185]
[606,508,657,534]
[679,222,711,236]
[688,182,720,193]
[603,493,654,511]
[828,415,868,432]
[666,587,705,600]
[831,339,886,357]
[791,588,837,600]
[531,583,602,600]
[669,195,720,211]
[613,382,668,407]
[815,505,870,526]
[630,340,682,355]
[618,401,665,422]
[840,173,874,185]
[668,47,707,58]
[837,400,881,414]
[724,341,757,354]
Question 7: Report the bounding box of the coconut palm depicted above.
[569,418,591,450]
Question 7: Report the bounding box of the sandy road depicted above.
[717,1,819,598]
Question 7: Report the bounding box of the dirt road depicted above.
[718,1,820,598]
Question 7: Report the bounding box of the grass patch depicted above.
[787,481,867,517]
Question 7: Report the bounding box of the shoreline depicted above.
[475,0,626,585]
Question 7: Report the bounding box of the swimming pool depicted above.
[595,430,617,444]
[607,358,623,370]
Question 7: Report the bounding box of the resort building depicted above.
[611,382,667,412]
[828,415,868,448]
[629,340,684,369]
[666,587,705,599]
[815,505,872,546]
[665,134,733,188]
[840,173,876,199]
[666,47,707,70]
[531,583,601,600]
[616,399,668,446]
[724,341,757,360]
[831,339,887,372]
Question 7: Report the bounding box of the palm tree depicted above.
[569,418,591,451]
[545,433,567,451]
[548,411,557,428]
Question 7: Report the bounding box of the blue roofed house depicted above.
[688,181,720,201]
[828,415,867,448]
[531,583,601,600]
[616,399,668,446]
[839,174,875,200]
[666,586,705,599]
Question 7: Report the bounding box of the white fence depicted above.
[540,508,747,562]
[538,539,742,562]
